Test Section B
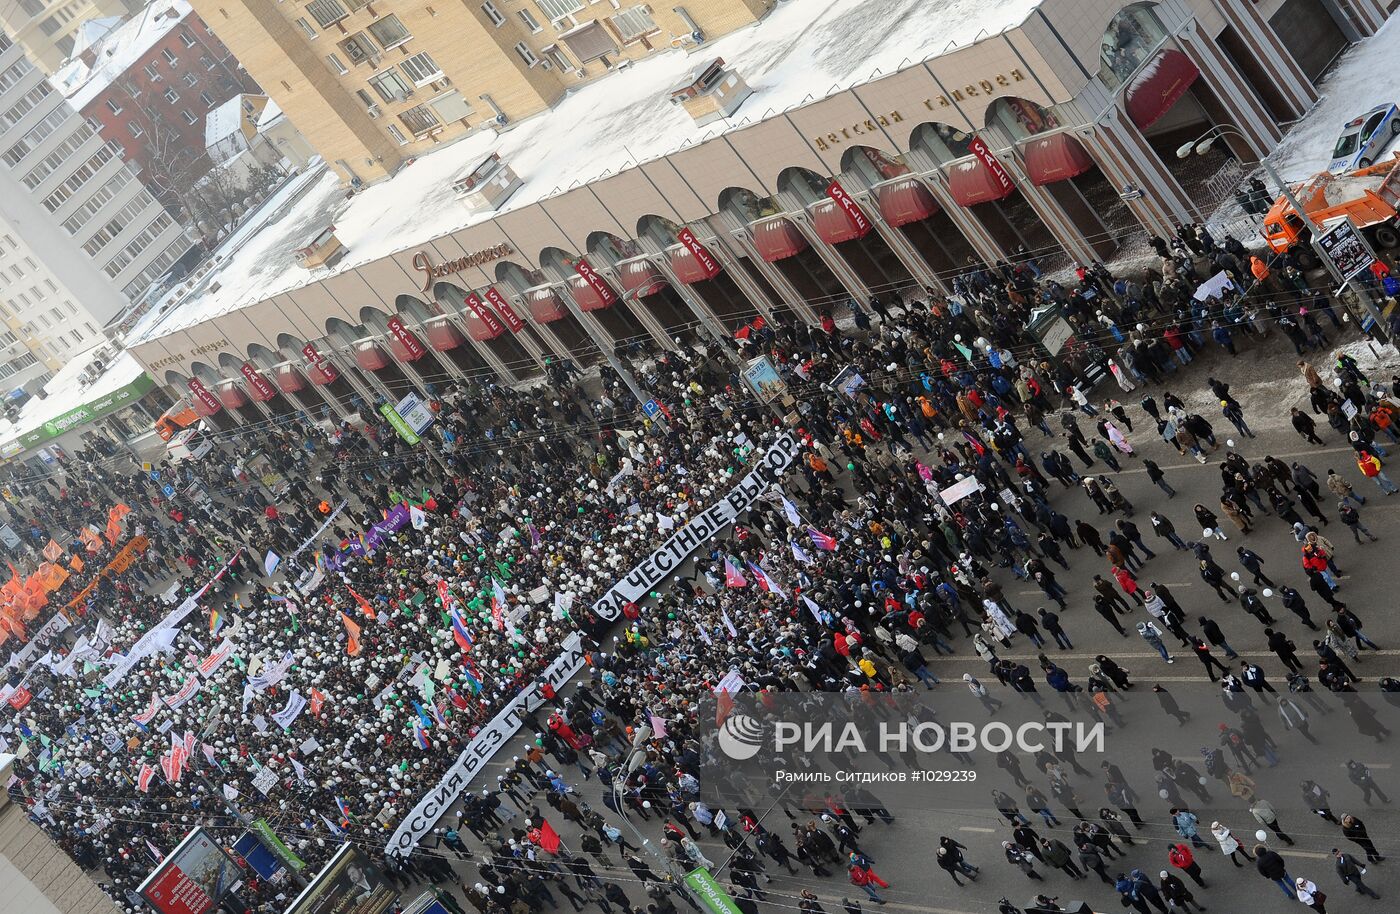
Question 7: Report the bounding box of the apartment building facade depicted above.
[0,29,192,377]
[186,0,772,183]
[0,0,142,73]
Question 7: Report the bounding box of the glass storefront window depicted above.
[589,233,644,263]
[985,97,1071,142]
[719,187,783,223]
[1099,3,1169,89]
[777,167,830,206]
[909,123,977,167]
[840,147,911,188]
[637,214,683,250]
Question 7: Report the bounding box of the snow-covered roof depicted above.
[255,98,283,130]
[54,1,194,110]
[204,94,248,165]
[125,0,1041,345]
[1267,14,1400,182]
[70,16,122,58]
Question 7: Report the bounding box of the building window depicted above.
[164,87,179,103]
[200,90,214,106]
[545,45,573,72]
[201,54,215,68]
[386,122,408,144]
[611,6,657,40]
[367,68,411,102]
[0,59,33,96]
[536,0,583,20]
[481,1,503,25]
[295,17,315,37]
[162,48,178,65]
[399,51,442,84]
[38,17,60,36]
[306,0,349,28]
[18,0,44,16]
[517,8,541,31]
[1,82,52,128]
[143,62,161,80]
[105,98,122,115]
[128,122,143,137]
[326,52,348,75]
[181,109,196,124]
[182,72,198,86]
[513,42,538,67]
[366,14,410,49]
[179,29,197,47]
[397,103,439,135]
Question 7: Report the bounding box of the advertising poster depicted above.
[138,828,238,914]
[283,844,397,914]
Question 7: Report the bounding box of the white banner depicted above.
[590,433,803,621]
[198,638,236,678]
[271,690,306,730]
[387,632,587,854]
[162,674,200,709]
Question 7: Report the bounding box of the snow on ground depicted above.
[1266,14,1400,184]
[126,0,1042,345]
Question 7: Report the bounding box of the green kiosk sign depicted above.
[10,373,157,450]
[379,401,421,445]
[684,868,742,914]
[251,817,306,871]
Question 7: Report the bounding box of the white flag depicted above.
[720,609,738,639]
[222,783,239,802]
[780,494,801,527]
[409,505,428,530]
[264,550,281,577]
[291,757,307,782]
[791,542,813,565]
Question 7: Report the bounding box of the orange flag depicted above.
[41,540,61,562]
[340,612,362,656]
[347,586,374,619]
[68,555,84,574]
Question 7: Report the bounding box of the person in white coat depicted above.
[1295,876,1326,912]
[1210,821,1255,866]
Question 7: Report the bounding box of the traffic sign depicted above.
[161,484,176,498]
[642,399,663,419]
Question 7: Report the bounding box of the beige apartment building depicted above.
[186,0,772,183]
[0,0,142,72]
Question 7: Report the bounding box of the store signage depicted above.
[462,292,506,337]
[386,316,427,361]
[968,136,1014,194]
[812,111,903,151]
[573,257,616,307]
[825,179,871,237]
[149,340,231,371]
[483,286,525,332]
[240,363,277,401]
[300,343,339,384]
[677,228,722,279]
[923,69,1028,109]
[410,244,514,293]
[188,378,220,414]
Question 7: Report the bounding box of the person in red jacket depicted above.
[1169,842,1206,886]
[1357,451,1399,494]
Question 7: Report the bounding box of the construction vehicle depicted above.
[154,399,200,441]
[1262,154,1400,257]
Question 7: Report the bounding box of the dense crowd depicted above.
[3,219,1400,914]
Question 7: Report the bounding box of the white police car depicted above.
[1328,103,1400,173]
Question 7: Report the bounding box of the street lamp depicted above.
[1177,124,1389,338]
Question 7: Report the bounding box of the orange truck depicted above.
[1262,154,1400,257]
[154,399,199,441]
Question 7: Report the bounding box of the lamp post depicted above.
[610,749,708,910]
[1176,125,1389,340]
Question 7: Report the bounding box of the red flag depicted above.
[137,763,155,793]
[310,687,326,715]
[538,819,562,854]
[723,558,747,588]
[716,691,734,726]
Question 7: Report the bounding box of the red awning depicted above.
[460,308,503,343]
[354,343,390,371]
[567,274,616,312]
[947,157,1015,207]
[1023,132,1095,186]
[386,326,427,362]
[618,259,668,298]
[1126,48,1199,131]
[810,199,871,245]
[876,177,939,228]
[750,217,807,263]
[526,288,566,323]
[668,244,721,284]
[216,385,247,409]
[424,316,468,349]
[275,365,306,393]
[192,397,221,417]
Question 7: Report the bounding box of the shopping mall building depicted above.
[124,0,1393,427]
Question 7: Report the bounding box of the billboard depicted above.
[283,843,397,914]
[138,828,238,914]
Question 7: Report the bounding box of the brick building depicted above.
[54,0,259,206]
